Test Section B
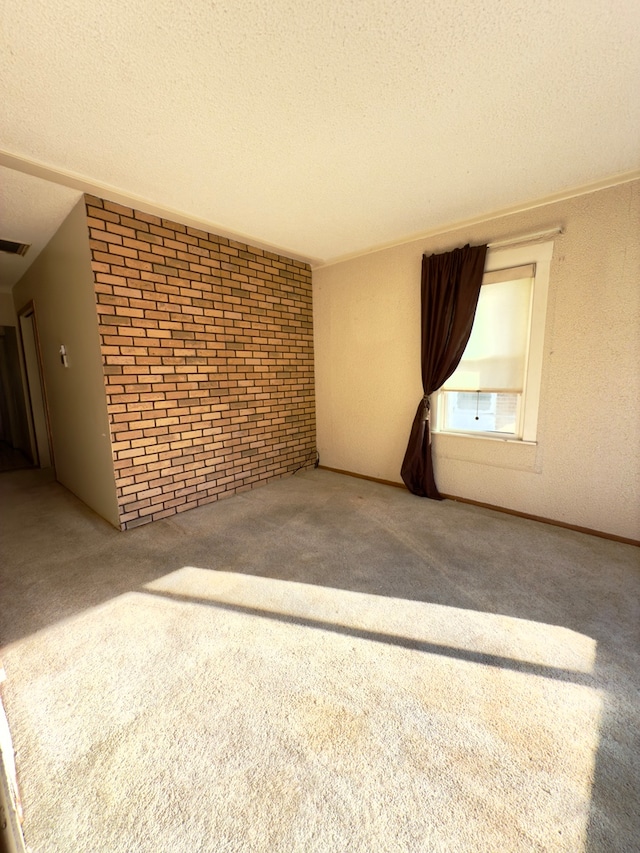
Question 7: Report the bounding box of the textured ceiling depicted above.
[1,0,639,267]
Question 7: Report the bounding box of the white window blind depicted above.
[442,264,535,393]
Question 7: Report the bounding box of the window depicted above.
[434,240,553,442]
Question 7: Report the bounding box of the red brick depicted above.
[86,195,314,531]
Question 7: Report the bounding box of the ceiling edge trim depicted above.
[314,169,640,270]
[0,150,321,268]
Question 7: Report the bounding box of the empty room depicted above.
[0,2,638,852]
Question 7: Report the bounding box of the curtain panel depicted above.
[401,243,487,499]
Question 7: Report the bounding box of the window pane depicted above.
[442,391,520,435]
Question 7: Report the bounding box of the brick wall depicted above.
[85,195,316,530]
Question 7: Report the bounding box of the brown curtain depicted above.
[401,243,487,499]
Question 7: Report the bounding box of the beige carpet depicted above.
[1,468,638,852]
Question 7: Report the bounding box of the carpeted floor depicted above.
[0,468,638,852]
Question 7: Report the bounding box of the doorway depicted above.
[0,324,33,473]
[16,304,53,471]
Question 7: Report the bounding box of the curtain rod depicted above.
[488,226,563,250]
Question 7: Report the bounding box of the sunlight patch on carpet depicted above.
[146,566,597,674]
[4,568,602,852]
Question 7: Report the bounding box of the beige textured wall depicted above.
[313,181,640,540]
[13,200,119,528]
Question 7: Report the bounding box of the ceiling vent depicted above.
[0,239,31,257]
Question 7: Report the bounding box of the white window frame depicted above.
[433,239,553,443]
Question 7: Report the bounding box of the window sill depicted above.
[431,430,541,473]
[432,430,537,447]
